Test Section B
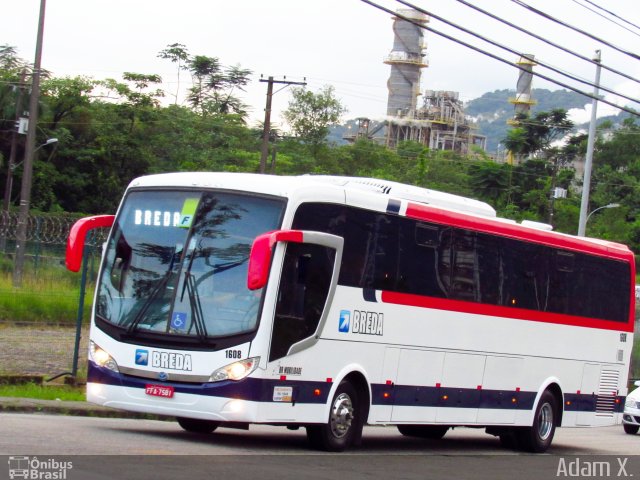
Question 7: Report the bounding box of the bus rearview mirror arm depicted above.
[247,230,304,290]
[66,215,115,272]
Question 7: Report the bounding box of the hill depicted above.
[465,88,593,152]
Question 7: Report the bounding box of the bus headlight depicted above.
[210,357,259,382]
[89,341,119,373]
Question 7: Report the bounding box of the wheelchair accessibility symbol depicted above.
[171,312,188,331]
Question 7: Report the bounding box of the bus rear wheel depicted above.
[306,381,361,452]
[176,417,220,434]
[517,390,558,453]
[397,425,449,439]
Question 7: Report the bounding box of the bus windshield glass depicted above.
[96,189,285,339]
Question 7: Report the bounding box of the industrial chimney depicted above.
[384,9,429,117]
[508,54,537,118]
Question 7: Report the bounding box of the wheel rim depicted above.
[537,402,554,441]
[330,392,354,439]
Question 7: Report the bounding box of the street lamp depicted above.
[586,203,621,225]
[36,137,58,151]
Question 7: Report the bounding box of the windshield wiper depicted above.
[180,241,208,342]
[127,247,178,334]
[126,271,173,334]
[184,271,208,341]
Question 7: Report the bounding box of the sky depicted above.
[3,0,640,129]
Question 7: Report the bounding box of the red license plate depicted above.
[145,384,174,398]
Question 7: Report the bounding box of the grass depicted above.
[0,383,85,401]
[0,257,96,324]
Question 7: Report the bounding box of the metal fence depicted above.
[0,212,109,380]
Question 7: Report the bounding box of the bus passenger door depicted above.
[250,230,343,363]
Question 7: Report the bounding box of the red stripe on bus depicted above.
[380,290,634,332]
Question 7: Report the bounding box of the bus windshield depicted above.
[96,189,285,340]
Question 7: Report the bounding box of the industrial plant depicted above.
[347,9,487,154]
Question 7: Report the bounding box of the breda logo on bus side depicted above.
[338,310,384,336]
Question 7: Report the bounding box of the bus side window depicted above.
[437,228,453,297]
[502,240,549,310]
[450,230,479,302]
[269,243,335,362]
[360,212,398,291]
[475,232,501,305]
[109,232,132,292]
[547,251,574,314]
[396,220,447,298]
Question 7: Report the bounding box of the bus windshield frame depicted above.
[94,188,286,349]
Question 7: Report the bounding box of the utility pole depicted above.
[13,0,47,287]
[259,76,306,173]
[577,50,602,237]
[1,69,27,253]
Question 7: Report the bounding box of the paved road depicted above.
[1,414,639,480]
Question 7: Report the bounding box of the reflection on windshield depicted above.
[96,190,284,340]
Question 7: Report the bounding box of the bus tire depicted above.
[397,425,449,439]
[517,390,558,453]
[623,424,639,435]
[306,381,360,452]
[176,417,220,434]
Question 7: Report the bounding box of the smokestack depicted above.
[509,54,537,116]
[384,9,429,117]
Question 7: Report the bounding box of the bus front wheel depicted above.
[176,417,220,434]
[517,390,558,453]
[306,381,361,451]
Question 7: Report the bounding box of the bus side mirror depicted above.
[247,229,344,291]
[247,230,304,290]
[66,215,115,272]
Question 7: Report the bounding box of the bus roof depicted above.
[128,172,496,217]
[127,172,632,257]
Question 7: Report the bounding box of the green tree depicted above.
[503,109,574,159]
[595,117,640,170]
[469,161,509,205]
[157,43,189,104]
[0,46,29,159]
[283,86,347,147]
[186,55,251,119]
[41,76,96,129]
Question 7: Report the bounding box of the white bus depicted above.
[66,173,635,452]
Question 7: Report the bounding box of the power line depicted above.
[568,0,640,39]
[393,0,640,106]
[359,0,639,117]
[511,0,640,62]
[581,0,640,34]
[454,0,640,86]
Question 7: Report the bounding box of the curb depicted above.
[0,397,170,421]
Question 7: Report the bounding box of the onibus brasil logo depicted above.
[8,456,72,479]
